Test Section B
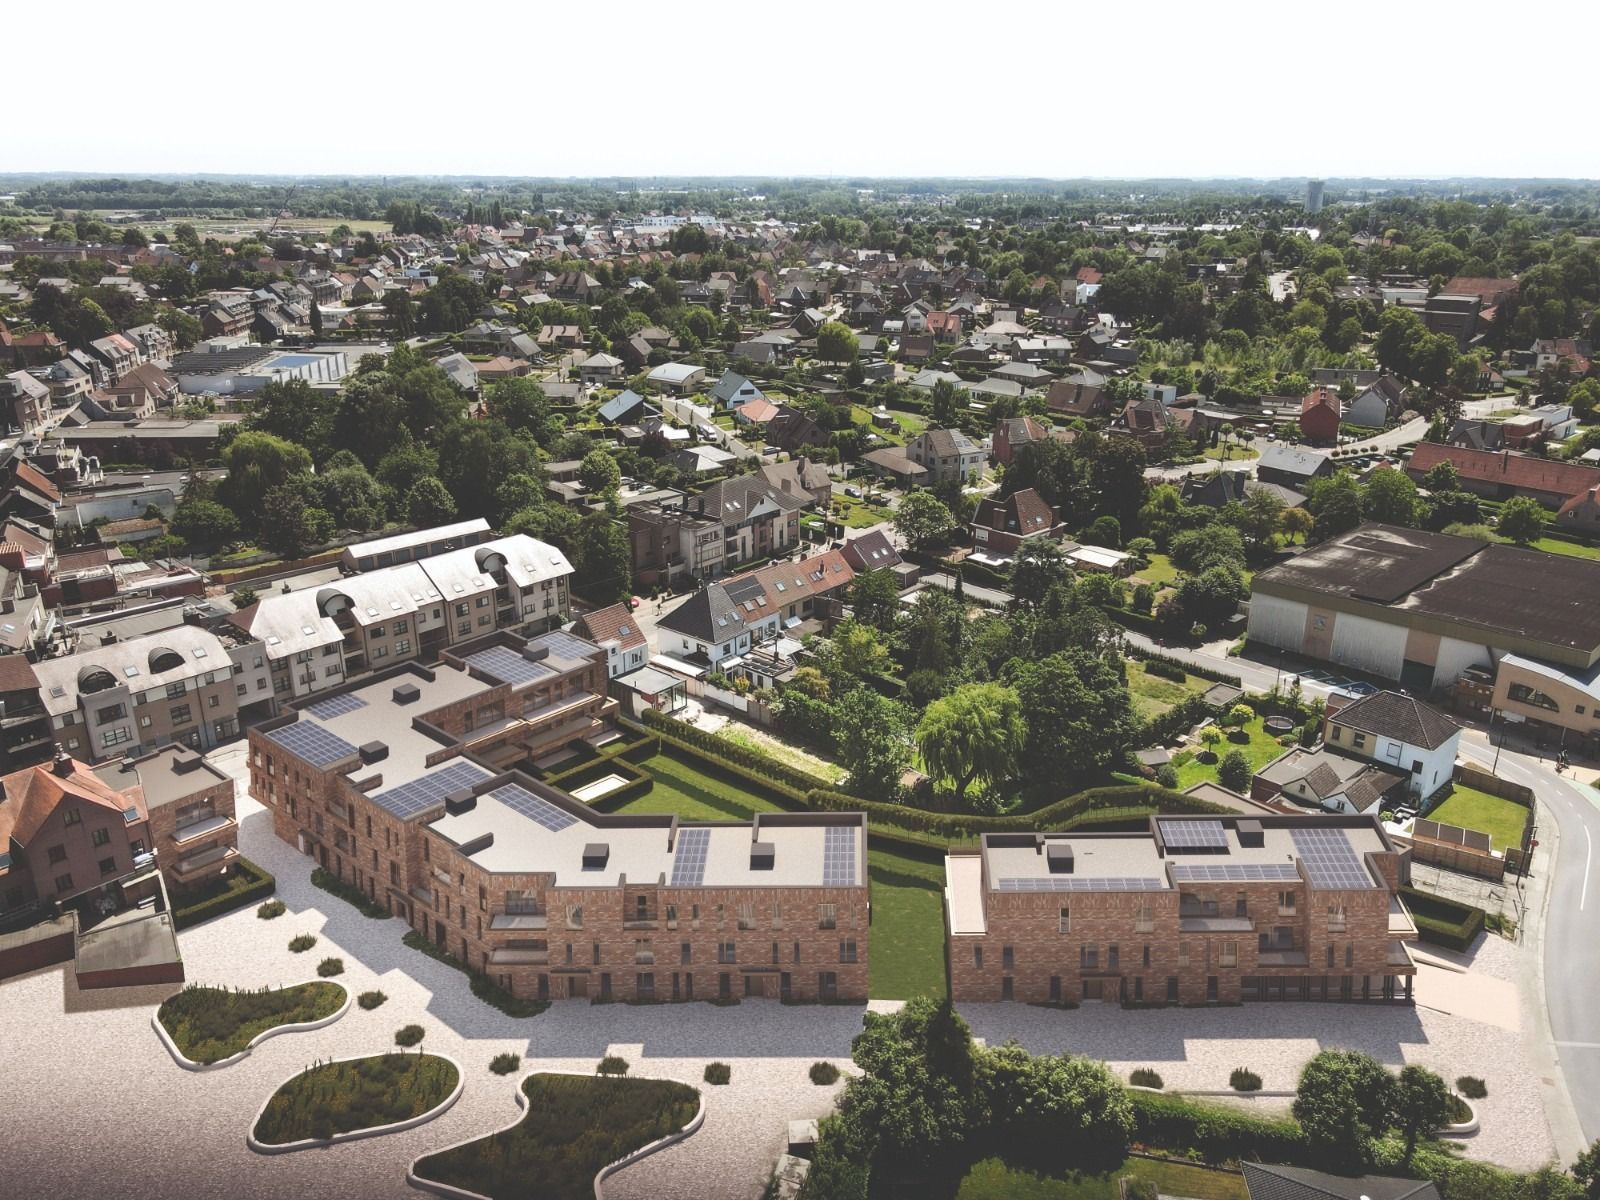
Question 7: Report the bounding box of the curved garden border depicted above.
[1439,1097,1480,1137]
[152,981,352,1072]
[246,1052,465,1155]
[406,1068,707,1200]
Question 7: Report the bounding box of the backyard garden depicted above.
[411,1072,699,1200]
[157,981,345,1064]
[252,1050,459,1145]
[1425,784,1530,852]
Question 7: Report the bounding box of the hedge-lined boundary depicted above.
[172,858,276,930]
[1125,642,1244,688]
[1129,1090,1307,1165]
[632,711,827,804]
[1399,887,1485,952]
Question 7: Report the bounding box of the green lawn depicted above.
[1529,537,1600,561]
[1202,445,1260,461]
[612,751,783,822]
[1427,785,1530,851]
[1173,716,1292,789]
[829,498,894,529]
[957,1156,1248,1200]
[1127,661,1210,720]
[1132,553,1180,588]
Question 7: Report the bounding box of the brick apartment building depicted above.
[94,746,239,894]
[247,628,869,1003]
[944,814,1417,1007]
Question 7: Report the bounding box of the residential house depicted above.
[991,415,1054,467]
[1403,443,1600,509]
[579,353,624,387]
[1344,376,1407,429]
[1321,691,1461,803]
[2,370,50,436]
[627,474,806,586]
[597,389,649,426]
[1046,374,1109,419]
[859,447,928,487]
[571,603,650,679]
[1256,445,1334,491]
[646,363,706,396]
[93,746,240,895]
[905,428,983,485]
[1298,387,1342,443]
[969,488,1060,559]
[1558,485,1600,534]
[757,457,832,508]
[1252,745,1410,816]
[766,407,830,456]
[709,370,765,411]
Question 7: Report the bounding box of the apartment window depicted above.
[394,619,409,634]
[390,862,400,885]
[637,972,655,999]
[476,596,490,608]
[634,938,653,965]
[1277,890,1297,916]
[237,684,248,697]
[91,827,110,847]
[737,903,755,930]
[455,602,470,617]
[771,902,782,929]
[395,640,412,656]
[140,715,152,728]
[54,873,74,894]
[1167,977,1180,1002]
[62,807,82,827]
[681,942,691,965]
[666,903,678,929]
[1219,940,1237,968]
[1345,943,1354,968]
[974,946,983,969]
[372,646,388,660]
[839,940,857,964]
[99,856,117,876]
[818,903,837,930]
[1002,945,1015,970]
[1327,904,1347,933]
[1058,905,1071,934]
[96,703,127,723]
[1508,683,1560,712]
[793,940,802,963]
[169,704,192,725]
[567,905,584,930]
[48,844,67,864]
[102,727,132,748]
[1330,726,1342,742]
[593,942,601,965]
[1108,944,1120,970]
[1134,900,1154,932]
[166,682,186,700]
[1352,732,1368,750]
[717,941,736,964]
[1142,944,1151,968]
[1178,942,1191,967]
[1327,944,1336,968]
[1080,944,1098,969]
[1235,892,1248,918]
[636,895,650,922]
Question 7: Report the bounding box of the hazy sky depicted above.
[8,0,1594,180]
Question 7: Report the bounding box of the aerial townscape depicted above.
[6,10,1600,1200]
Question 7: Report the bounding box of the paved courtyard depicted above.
[0,741,1563,1200]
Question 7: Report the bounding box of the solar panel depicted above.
[490,782,578,832]
[305,692,369,720]
[823,825,858,886]
[669,827,712,886]
[375,760,493,820]
[465,645,555,687]
[996,876,1166,892]
[1159,819,1228,850]
[1290,827,1376,889]
[1170,863,1302,883]
[265,720,359,767]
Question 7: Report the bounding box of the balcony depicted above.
[1178,915,1255,933]
[172,813,236,846]
[1257,947,1309,967]
[489,947,549,965]
[1387,939,1416,969]
[409,884,436,906]
[623,918,659,930]
[170,843,239,883]
[1388,896,1419,940]
[490,912,548,932]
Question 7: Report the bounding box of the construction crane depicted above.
[264,183,299,238]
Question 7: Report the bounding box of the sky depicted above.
[7,0,1596,181]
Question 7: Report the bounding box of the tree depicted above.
[258,486,332,559]
[850,569,900,633]
[569,511,631,604]
[915,683,1026,806]
[1361,468,1421,526]
[170,498,238,549]
[309,300,323,337]
[822,619,892,681]
[1293,1050,1395,1170]
[1574,1139,1600,1200]
[382,289,416,336]
[1230,488,1286,551]
[578,448,621,495]
[929,379,964,427]
[1170,524,1245,573]
[835,688,912,800]
[1217,749,1252,791]
[405,476,457,527]
[815,320,858,364]
[313,464,387,530]
[1305,473,1363,540]
[1422,460,1460,493]
[1009,539,1068,607]
[975,1043,1133,1166]
[1006,650,1136,779]
[894,489,956,553]
[1391,1064,1451,1163]
[218,432,313,524]
[1280,506,1315,543]
[1498,495,1546,545]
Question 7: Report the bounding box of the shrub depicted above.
[1129,1091,1305,1165]
[1125,1178,1159,1200]
[490,1053,522,1076]
[1230,1067,1262,1092]
[704,1062,731,1085]
[156,982,344,1064]
[1155,764,1179,790]
[1456,1075,1488,1099]
[171,856,276,930]
[288,933,317,953]
[252,1053,458,1146]
[1142,658,1189,683]
[1448,1094,1473,1123]
[316,957,344,977]
[357,990,387,1010]
[1218,749,1252,792]
[399,929,549,1019]
[598,1055,630,1077]
[395,1024,426,1048]
[1129,1067,1164,1089]
[1400,887,1485,952]
[310,867,389,919]
[810,1061,841,1085]
[257,899,286,920]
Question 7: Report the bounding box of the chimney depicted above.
[1045,843,1074,874]
[52,745,74,777]
[392,682,420,705]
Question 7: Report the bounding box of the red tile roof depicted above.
[572,603,647,652]
[1408,442,1600,499]
[0,757,142,850]
[10,461,61,503]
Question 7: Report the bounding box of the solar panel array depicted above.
[1158,819,1228,849]
[489,782,578,832]
[305,692,369,720]
[1290,827,1376,889]
[465,645,554,687]
[373,760,493,819]
[265,720,359,767]
[1170,862,1302,883]
[538,630,607,665]
[823,825,858,886]
[670,827,711,886]
[996,876,1166,892]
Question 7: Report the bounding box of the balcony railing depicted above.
[489,912,548,931]
[489,947,549,965]
[1257,947,1309,967]
[170,843,238,882]
[173,813,236,845]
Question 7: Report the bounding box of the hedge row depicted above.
[1399,886,1485,952]
[634,710,837,801]
[1124,642,1244,688]
[171,857,276,930]
[1129,1090,1308,1166]
[1137,693,1223,747]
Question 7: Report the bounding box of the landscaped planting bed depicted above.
[170,857,276,930]
[252,1053,459,1146]
[157,982,345,1064]
[411,1072,699,1200]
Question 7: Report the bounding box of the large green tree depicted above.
[815,320,858,364]
[1392,1064,1451,1163]
[218,432,313,524]
[893,489,956,553]
[1005,650,1136,779]
[915,682,1026,805]
[1497,495,1546,545]
[834,688,912,800]
[1292,1049,1395,1170]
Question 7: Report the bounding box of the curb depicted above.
[1439,1097,1480,1137]
[247,1052,464,1154]
[406,1069,705,1200]
[153,981,352,1071]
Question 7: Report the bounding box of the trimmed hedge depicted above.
[1125,642,1243,688]
[1129,1090,1307,1165]
[401,929,549,1018]
[311,867,389,919]
[1399,887,1485,951]
[171,857,276,930]
[634,711,831,803]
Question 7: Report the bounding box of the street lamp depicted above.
[1490,708,1505,773]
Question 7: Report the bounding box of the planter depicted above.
[248,1052,464,1154]
[153,982,351,1071]
[407,1068,706,1200]
[1439,1096,1479,1137]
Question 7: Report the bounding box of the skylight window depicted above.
[123,666,140,678]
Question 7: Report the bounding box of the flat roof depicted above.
[294,663,488,783]
[344,519,492,561]
[93,747,229,810]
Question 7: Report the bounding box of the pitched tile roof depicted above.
[0,756,144,850]
[1407,442,1600,499]
[1330,690,1460,750]
[572,602,647,652]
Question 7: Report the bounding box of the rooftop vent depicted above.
[457,832,494,857]
[1236,820,1264,848]
[444,790,476,816]
[170,748,202,774]
[393,682,421,705]
[359,741,388,765]
[1046,843,1075,874]
[521,644,550,664]
[582,842,610,870]
[750,841,775,870]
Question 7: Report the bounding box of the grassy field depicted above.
[1131,552,1180,588]
[828,497,894,529]
[612,750,782,822]
[715,728,847,784]
[1126,661,1210,720]
[1202,445,1260,461]
[1529,537,1600,561]
[1173,716,1293,789]
[1427,785,1530,851]
[957,1156,1249,1200]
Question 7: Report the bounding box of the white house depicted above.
[1323,690,1462,802]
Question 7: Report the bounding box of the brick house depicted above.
[905,428,983,486]
[94,745,239,893]
[246,636,868,1004]
[571,603,649,679]
[1299,387,1342,444]
[991,415,1054,467]
[970,488,1060,558]
[945,814,1418,1007]
[1404,442,1600,509]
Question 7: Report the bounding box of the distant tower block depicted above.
[1306,179,1326,214]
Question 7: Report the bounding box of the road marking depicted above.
[1586,824,1594,912]
[1556,1042,1600,1049]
